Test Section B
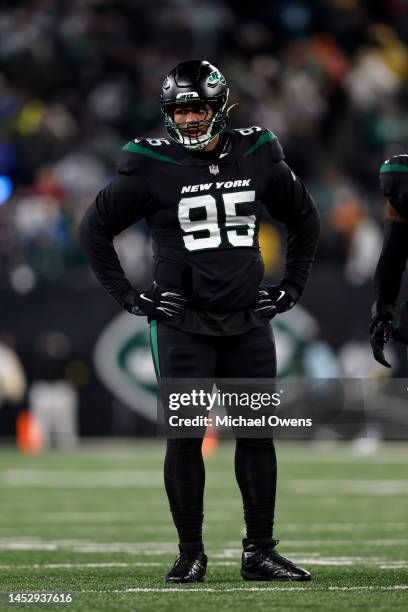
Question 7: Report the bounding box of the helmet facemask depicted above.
[161,95,229,151]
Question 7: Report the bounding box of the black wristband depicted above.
[281,280,302,302]
[371,300,394,321]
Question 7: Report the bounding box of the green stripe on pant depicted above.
[150,319,161,378]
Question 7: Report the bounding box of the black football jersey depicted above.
[80,127,320,335]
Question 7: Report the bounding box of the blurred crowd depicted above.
[1,0,408,293]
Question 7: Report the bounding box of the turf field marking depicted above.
[280,539,408,546]
[1,470,163,487]
[289,479,408,495]
[0,562,163,569]
[3,515,404,533]
[79,586,408,593]
[282,522,408,532]
[0,539,176,554]
[0,538,406,570]
[277,450,408,464]
[1,538,408,553]
[124,586,408,592]
[295,558,408,567]
[0,561,238,570]
[0,512,159,522]
[1,559,406,570]
[7,472,407,493]
[212,553,408,567]
[214,540,408,551]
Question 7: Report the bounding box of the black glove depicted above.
[122,282,188,321]
[254,283,300,318]
[369,302,394,368]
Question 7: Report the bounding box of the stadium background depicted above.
[0,0,408,440]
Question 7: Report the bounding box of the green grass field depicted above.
[0,440,407,611]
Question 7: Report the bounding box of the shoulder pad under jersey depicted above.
[230,126,284,162]
[118,137,182,174]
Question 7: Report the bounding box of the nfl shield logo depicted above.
[209,164,219,175]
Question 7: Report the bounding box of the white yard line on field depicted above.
[0,562,163,569]
[0,559,407,570]
[282,522,408,532]
[0,561,239,570]
[288,479,408,495]
[0,513,405,534]
[2,471,407,496]
[1,538,408,553]
[275,450,408,464]
[76,586,408,593]
[0,538,406,570]
[0,512,155,523]
[211,540,408,554]
[0,470,163,487]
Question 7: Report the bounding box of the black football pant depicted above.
[150,320,277,548]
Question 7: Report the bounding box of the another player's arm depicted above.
[256,161,320,317]
[370,203,408,367]
[373,203,408,315]
[370,155,408,367]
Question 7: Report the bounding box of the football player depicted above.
[80,60,320,583]
[370,155,408,367]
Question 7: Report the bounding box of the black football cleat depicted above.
[241,538,311,582]
[165,546,207,583]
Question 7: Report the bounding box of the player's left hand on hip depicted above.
[254,283,299,318]
[369,316,393,368]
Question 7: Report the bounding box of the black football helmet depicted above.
[160,60,229,151]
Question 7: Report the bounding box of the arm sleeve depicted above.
[79,172,152,307]
[263,161,320,295]
[374,213,408,311]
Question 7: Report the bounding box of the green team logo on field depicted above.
[94,313,157,422]
[207,70,226,87]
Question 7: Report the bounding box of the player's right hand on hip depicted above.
[253,284,298,318]
[369,316,393,368]
[123,282,188,320]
